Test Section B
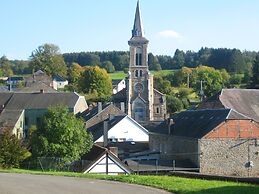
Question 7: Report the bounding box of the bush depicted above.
[0,130,30,168]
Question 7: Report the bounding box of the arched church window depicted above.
[135,70,139,77]
[135,47,142,66]
[139,70,143,77]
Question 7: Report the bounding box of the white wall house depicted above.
[95,115,149,143]
[112,79,126,94]
[82,144,132,175]
[52,75,68,90]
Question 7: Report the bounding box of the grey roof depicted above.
[199,89,259,122]
[88,115,127,141]
[132,0,143,37]
[7,76,23,81]
[0,93,13,106]
[0,92,80,110]
[0,109,23,130]
[16,82,57,93]
[53,75,67,82]
[112,79,123,86]
[82,103,114,121]
[147,109,251,139]
[112,88,127,102]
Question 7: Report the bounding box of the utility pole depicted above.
[187,73,190,88]
[199,80,206,102]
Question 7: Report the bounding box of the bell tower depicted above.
[126,1,154,122]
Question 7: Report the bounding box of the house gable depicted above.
[95,115,149,143]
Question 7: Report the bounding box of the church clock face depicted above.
[134,82,144,93]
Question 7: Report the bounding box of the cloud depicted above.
[158,30,183,39]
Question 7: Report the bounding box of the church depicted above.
[113,1,166,122]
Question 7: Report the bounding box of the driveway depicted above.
[0,173,171,194]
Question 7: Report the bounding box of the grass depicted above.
[109,70,175,80]
[1,168,258,194]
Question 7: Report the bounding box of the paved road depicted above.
[0,173,171,194]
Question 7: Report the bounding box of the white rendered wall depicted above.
[95,116,148,143]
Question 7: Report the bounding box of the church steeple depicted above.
[132,0,144,37]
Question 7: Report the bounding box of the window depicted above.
[135,47,142,66]
[156,107,160,114]
[135,70,139,77]
[139,70,143,77]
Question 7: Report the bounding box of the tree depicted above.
[172,49,185,68]
[101,61,115,73]
[251,54,259,88]
[166,95,183,114]
[68,62,84,84]
[78,66,112,101]
[30,43,67,77]
[0,56,14,76]
[0,130,30,168]
[31,106,93,163]
[154,76,172,95]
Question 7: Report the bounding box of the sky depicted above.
[0,0,259,60]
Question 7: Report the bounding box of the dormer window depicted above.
[136,47,142,66]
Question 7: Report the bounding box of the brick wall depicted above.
[204,120,259,139]
[199,138,259,177]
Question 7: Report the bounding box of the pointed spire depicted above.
[132,0,144,37]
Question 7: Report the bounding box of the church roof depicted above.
[132,0,143,37]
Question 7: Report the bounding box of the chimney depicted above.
[168,118,174,135]
[109,147,118,157]
[98,102,102,113]
[120,102,125,113]
[103,120,108,148]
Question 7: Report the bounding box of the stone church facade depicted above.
[125,1,166,122]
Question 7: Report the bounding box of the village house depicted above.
[112,79,126,94]
[0,91,88,138]
[148,109,259,177]
[80,144,132,175]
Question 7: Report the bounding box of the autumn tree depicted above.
[30,43,67,77]
[30,106,93,163]
[78,66,112,101]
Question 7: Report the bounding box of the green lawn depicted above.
[1,169,258,194]
[109,70,175,80]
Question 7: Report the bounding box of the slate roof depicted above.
[82,103,114,122]
[17,82,57,93]
[53,75,67,82]
[112,79,122,86]
[147,109,252,139]
[0,109,23,131]
[198,89,259,122]
[0,92,80,110]
[0,93,13,106]
[112,88,127,102]
[87,115,127,141]
[7,76,23,81]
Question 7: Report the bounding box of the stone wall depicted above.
[199,138,259,177]
[149,134,199,167]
